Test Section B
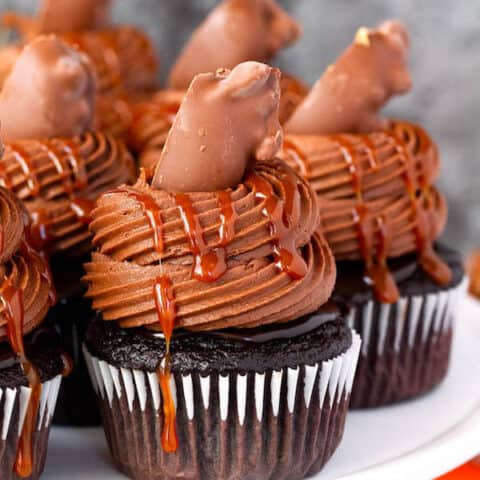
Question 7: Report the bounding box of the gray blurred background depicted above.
[1,0,479,252]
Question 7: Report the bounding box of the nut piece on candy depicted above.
[0,35,96,142]
[153,61,283,192]
[168,0,301,89]
[38,0,111,33]
[285,20,412,135]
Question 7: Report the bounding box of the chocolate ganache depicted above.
[85,62,337,453]
[0,36,134,258]
[281,21,451,304]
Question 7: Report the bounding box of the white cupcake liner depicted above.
[347,281,465,408]
[83,330,361,480]
[0,374,62,480]
[0,375,62,440]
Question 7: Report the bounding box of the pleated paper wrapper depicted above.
[84,331,361,480]
[347,281,465,408]
[0,375,62,480]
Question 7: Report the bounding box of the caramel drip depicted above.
[283,139,310,177]
[387,132,451,285]
[1,272,41,478]
[245,165,307,280]
[43,141,75,195]
[70,197,95,226]
[217,191,237,246]
[0,163,12,189]
[27,209,52,259]
[175,193,227,283]
[116,187,164,254]
[334,135,399,303]
[153,276,178,453]
[7,139,94,257]
[10,144,41,197]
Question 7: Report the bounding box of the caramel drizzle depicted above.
[245,163,307,280]
[283,139,310,177]
[115,187,178,452]
[116,187,164,253]
[175,193,227,283]
[4,140,93,257]
[331,130,451,304]
[386,132,451,286]
[113,183,243,453]
[333,135,399,303]
[2,235,58,476]
[1,274,40,478]
[153,276,178,453]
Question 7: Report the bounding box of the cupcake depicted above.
[83,62,361,479]
[0,35,134,424]
[128,0,308,172]
[280,21,465,407]
[0,185,67,479]
[2,0,159,139]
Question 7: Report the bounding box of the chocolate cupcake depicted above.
[0,36,134,425]
[280,21,465,407]
[0,186,67,479]
[83,62,361,479]
[128,0,308,172]
[1,0,159,139]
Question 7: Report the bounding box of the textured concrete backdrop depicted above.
[1,0,479,251]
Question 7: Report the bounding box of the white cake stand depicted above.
[43,295,480,480]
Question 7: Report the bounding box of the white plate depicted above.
[43,294,480,480]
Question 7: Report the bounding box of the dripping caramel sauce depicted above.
[116,188,164,253]
[153,276,178,453]
[117,164,307,453]
[246,165,307,280]
[175,193,227,283]
[334,135,400,303]
[5,139,93,258]
[386,133,451,286]
[332,130,452,303]
[1,273,40,478]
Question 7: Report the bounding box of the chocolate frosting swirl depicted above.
[62,27,158,94]
[1,132,134,255]
[0,188,54,340]
[281,121,450,302]
[85,159,334,331]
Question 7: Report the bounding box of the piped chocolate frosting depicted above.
[281,21,451,303]
[286,21,412,135]
[168,0,301,89]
